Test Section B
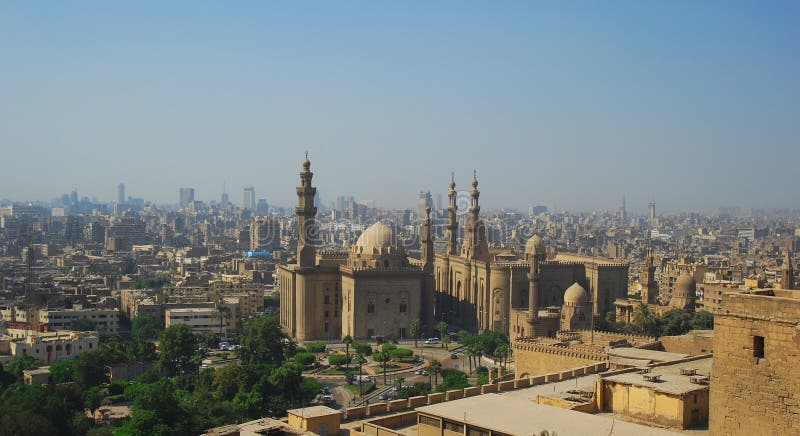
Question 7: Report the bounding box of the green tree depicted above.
[116,408,173,436]
[660,309,693,336]
[237,317,295,365]
[429,359,442,386]
[84,385,102,413]
[633,304,661,337]
[4,354,41,380]
[73,350,106,388]
[437,321,448,349]
[48,359,74,384]
[217,299,232,339]
[158,324,199,376]
[328,354,348,367]
[409,319,421,348]
[343,334,353,361]
[373,351,391,385]
[494,343,511,370]
[212,364,242,401]
[294,352,316,367]
[691,310,714,330]
[299,377,323,403]
[131,315,163,341]
[436,368,469,392]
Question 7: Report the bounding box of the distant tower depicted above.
[243,187,256,210]
[421,206,436,335]
[446,173,458,256]
[295,154,317,268]
[418,191,433,220]
[525,236,545,319]
[621,196,627,221]
[461,171,489,261]
[641,246,658,304]
[117,183,126,204]
[221,182,230,208]
[70,188,78,206]
[648,201,656,222]
[179,188,195,209]
[782,250,794,290]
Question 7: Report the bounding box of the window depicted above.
[324,295,330,304]
[325,310,329,319]
[467,426,490,436]
[443,420,464,433]
[400,302,407,313]
[753,335,765,358]
[419,415,440,428]
[367,302,375,313]
[367,328,374,337]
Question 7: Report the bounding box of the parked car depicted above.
[451,353,460,359]
[321,394,333,403]
[414,369,425,375]
[424,338,440,345]
[378,393,389,401]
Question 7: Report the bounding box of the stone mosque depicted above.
[279,157,629,342]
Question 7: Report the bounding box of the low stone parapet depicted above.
[463,386,481,397]
[514,377,530,388]
[387,399,408,412]
[367,402,387,416]
[408,396,427,407]
[445,389,463,401]
[427,392,445,404]
[346,406,366,420]
[480,383,498,394]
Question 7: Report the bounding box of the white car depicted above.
[424,338,440,344]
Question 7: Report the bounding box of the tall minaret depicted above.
[446,173,458,256]
[296,153,317,268]
[462,171,487,260]
[782,250,794,290]
[421,206,436,334]
[525,236,545,332]
[642,246,657,304]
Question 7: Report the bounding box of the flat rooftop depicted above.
[602,357,712,396]
[417,394,680,436]
[286,405,340,419]
[606,347,691,363]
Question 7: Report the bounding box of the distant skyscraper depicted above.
[648,201,656,221]
[220,192,230,208]
[117,183,126,204]
[435,193,443,210]
[418,191,433,220]
[179,188,195,209]
[243,187,256,210]
[70,189,78,206]
[256,199,269,215]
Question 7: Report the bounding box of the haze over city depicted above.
[1,1,798,211]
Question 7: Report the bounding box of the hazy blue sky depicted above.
[1,1,798,212]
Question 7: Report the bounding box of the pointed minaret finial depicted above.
[305,150,308,159]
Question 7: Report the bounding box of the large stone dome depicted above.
[354,222,395,254]
[525,235,545,255]
[674,272,697,296]
[564,282,589,306]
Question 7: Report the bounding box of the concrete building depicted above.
[597,356,711,429]
[4,330,100,364]
[709,288,800,435]
[165,307,234,338]
[249,216,280,252]
[286,406,341,436]
[243,187,256,211]
[179,188,195,209]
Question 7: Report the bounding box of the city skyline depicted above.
[1,2,798,211]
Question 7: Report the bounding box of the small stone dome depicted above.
[525,235,545,255]
[563,282,589,306]
[674,272,697,296]
[354,222,394,254]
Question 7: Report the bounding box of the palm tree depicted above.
[343,334,353,365]
[466,346,477,374]
[429,359,442,386]
[494,344,510,370]
[356,352,365,397]
[633,304,660,337]
[395,375,405,391]
[437,321,448,349]
[217,299,232,341]
[409,319,421,348]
